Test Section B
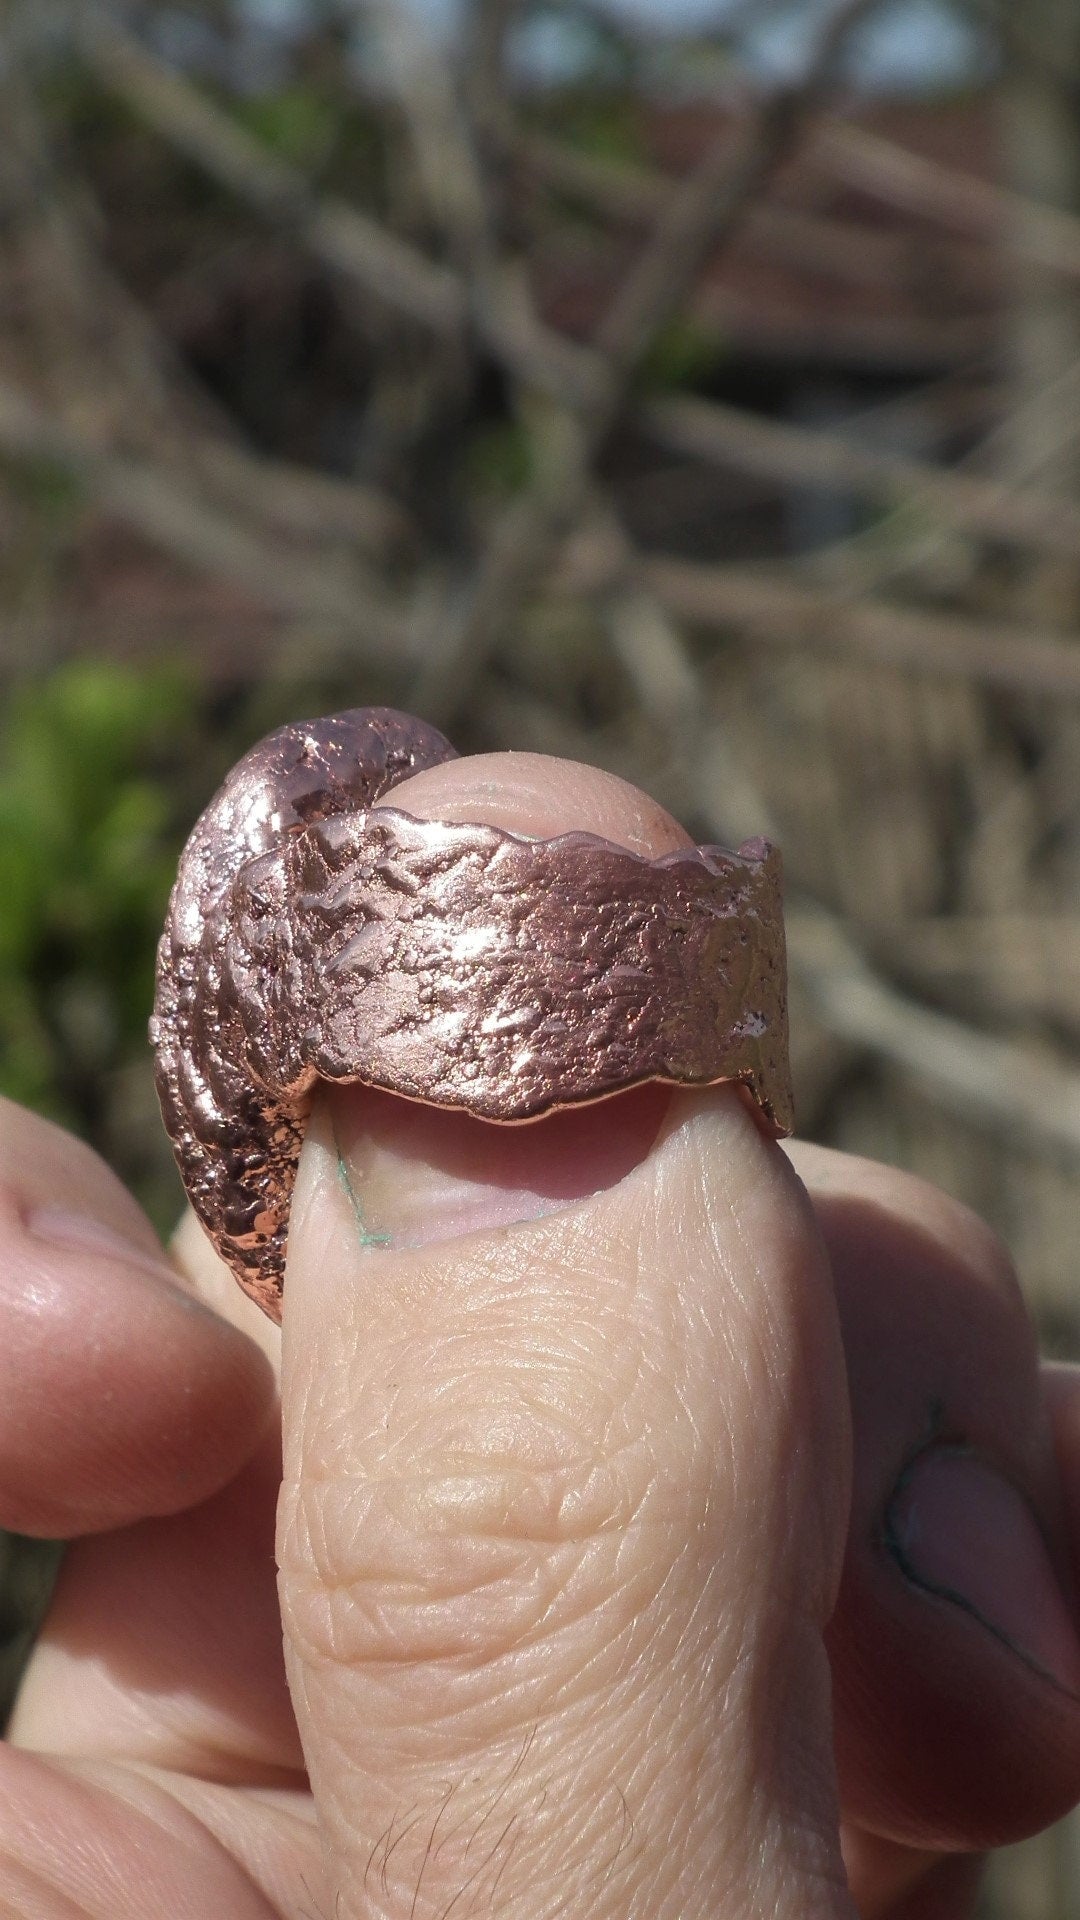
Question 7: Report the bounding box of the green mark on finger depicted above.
[334,1135,393,1250]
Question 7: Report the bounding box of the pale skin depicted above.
[3,751,1080,1919]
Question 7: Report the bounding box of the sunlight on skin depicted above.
[3,759,1080,1918]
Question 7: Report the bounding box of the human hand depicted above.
[4,751,1080,1920]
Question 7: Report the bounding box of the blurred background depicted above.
[1,0,1080,1907]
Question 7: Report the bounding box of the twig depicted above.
[0,381,416,662]
[642,391,1080,566]
[637,555,1080,700]
[788,907,1080,1160]
[593,0,880,380]
[189,438,412,557]
[367,1,490,276]
[502,110,996,301]
[514,92,1080,293]
[777,348,1080,601]
[78,10,468,335]
[78,8,597,411]
[412,0,885,724]
[499,112,1003,315]
[821,118,1080,285]
[882,915,1080,1025]
[0,57,410,563]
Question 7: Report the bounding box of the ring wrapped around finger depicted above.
[150,708,793,1322]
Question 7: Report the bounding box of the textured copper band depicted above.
[151,707,792,1321]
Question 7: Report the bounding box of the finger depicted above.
[0,1744,323,1918]
[277,754,856,1920]
[8,1427,302,1785]
[840,1829,982,1920]
[3,1104,290,1778]
[0,1097,274,1535]
[788,1142,1080,1855]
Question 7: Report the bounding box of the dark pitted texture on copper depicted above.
[151,708,792,1322]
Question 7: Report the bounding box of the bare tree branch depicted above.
[412,0,888,723]
[77,7,1080,586]
[593,0,882,379]
[883,914,1080,1027]
[639,554,1080,699]
[504,116,990,293]
[642,389,1080,564]
[78,10,468,334]
[367,0,490,276]
[788,905,1080,1159]
[1,45,408,558]
[78,7,598,410]
[0,380,416,662]
[822,117,1080,284]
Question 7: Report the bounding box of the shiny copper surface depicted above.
[151,708,792,1322]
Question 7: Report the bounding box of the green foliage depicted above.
[465,418,534,499]
[0,660,196,1138]
[2,455,85,523]
[536,89,645,167]
[234,86,338,168]
[640,315,727,392]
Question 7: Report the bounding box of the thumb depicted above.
[277,754,855,1920]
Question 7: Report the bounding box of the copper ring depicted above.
[150,707,793,1322]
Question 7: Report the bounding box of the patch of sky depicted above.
[740,0,996,90]
[227,0,994,94]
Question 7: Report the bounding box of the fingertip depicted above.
[805,1158,1080,1849]
[0,1101,278,1535]
[0,1096,166,1263]
[373,750,695,855]
[0,1209,276,1536]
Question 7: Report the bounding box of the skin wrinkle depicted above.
[285,1316,720,1680]
[611,1631,772,1920]
[284,1381,714,1659]
[752,1654,851,1920]
[472,1564,660,1731]
[297,1365,660,1541]
[115,1768,323,1915]
[20,877,1068,1917]
[304,1555,787,1919]
[283,1115,821,1783]
[1,1756,282,1920]
[307,1436,795,1896]
[522,1546,666,1712]
[439,1741,611,1919]
[702,1158,846,1621]
[289,1514,628,1676]
[653,1211,766,1582]
[291,1432,786,1914]
[286,1522,542,1668]
[0,1856,89,1917]
[324,1736,557,1920]
[293,1511,702,1724]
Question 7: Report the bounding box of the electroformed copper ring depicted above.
[150,707,793,1323]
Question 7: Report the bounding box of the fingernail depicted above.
[326,1082,671,1251]
[886,1446,1080,1690]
